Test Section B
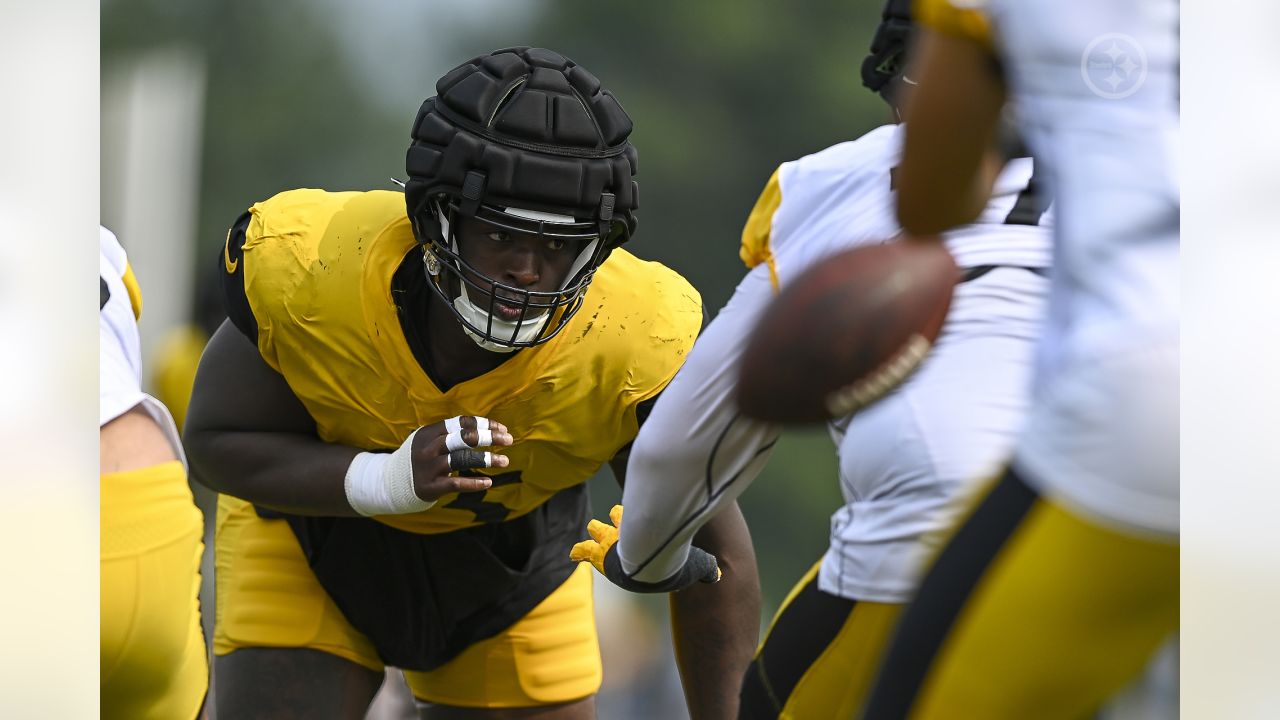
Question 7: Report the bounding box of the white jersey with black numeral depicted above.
[763,123,1051,283]
[615,123,1052,594]
[100,226,185,460]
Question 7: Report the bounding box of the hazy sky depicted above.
[317,0,542,111]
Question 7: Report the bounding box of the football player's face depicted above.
[453,216,585,320]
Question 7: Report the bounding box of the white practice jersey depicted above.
[617,124,1052,584]
[763,123,1051,286]
[100,227,185,461]
[981,0,1180,535]
[989,0,1178,347]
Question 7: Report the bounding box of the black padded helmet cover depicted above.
[405,47,639,244]
[860,0,914,106]
[403,47,640,351]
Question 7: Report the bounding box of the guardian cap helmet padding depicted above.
[405,47,639,351]
[860,0,914,107]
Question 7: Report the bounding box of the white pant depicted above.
[819,267,1049,602]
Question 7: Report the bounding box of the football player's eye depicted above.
[546,238,567,252]
[487,232,510,243]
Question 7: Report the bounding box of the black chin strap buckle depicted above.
[410,211,441,248]
[598,192,615,223]
[597,192,615,243]
[460,170,487,217]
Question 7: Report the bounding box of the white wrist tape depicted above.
[344,429,435,516]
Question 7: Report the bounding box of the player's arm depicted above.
[595,175,781,588]
[186,322,505,517]
[101,405,180,474]
[184,321,365,515]
[100,241,182,476]
[605,267,779,587]
[609,454,761,720]
[896,24,1007,234]
[570,179,782,716]
[668,504,759,720]
[572,268,778,717]
[185,216,506,517]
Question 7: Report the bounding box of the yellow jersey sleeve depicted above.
[739,167,782,292]
[915,0,994,51]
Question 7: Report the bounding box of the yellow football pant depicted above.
[741,559,903,719]
[214,495,602,707]
[861,471,1178,719]
[101,461,209,720]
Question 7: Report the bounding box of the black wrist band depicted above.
[602,544,720,594]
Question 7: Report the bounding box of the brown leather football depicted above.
[736,238,958,424]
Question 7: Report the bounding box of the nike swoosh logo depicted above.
[224,229,239,274]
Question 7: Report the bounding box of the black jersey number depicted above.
[888,163,1049,227]
[1004,162,1049,226]
[441,470,523,523]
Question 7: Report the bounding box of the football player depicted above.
[859,1,1179,718]
[100,226,209,719]
[183,47,759,720]
[568,2,1053,716]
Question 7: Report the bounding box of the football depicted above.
[736,238,958,424]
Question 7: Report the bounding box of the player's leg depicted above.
[859,468,1178,720]
[213,495,387,719]
[738,560,902,720]
[214,648,384,719]
[417,698,595,720]
[406,563,601,719]
[100,460,209,720]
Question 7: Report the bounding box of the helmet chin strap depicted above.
[423,199,597,353]
[452,289,550,353]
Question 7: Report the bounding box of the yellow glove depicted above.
[570,504,623,574]
[570,504,722,593]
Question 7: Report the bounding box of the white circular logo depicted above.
[1081,33,1148,100]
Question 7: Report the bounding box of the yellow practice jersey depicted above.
[227,189,702,534]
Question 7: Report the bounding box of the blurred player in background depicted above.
[100,226,209,719]
[151,267,226,435]
[569,2,1053,716]
[860,1,1179,718]
[184,47,758,720]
